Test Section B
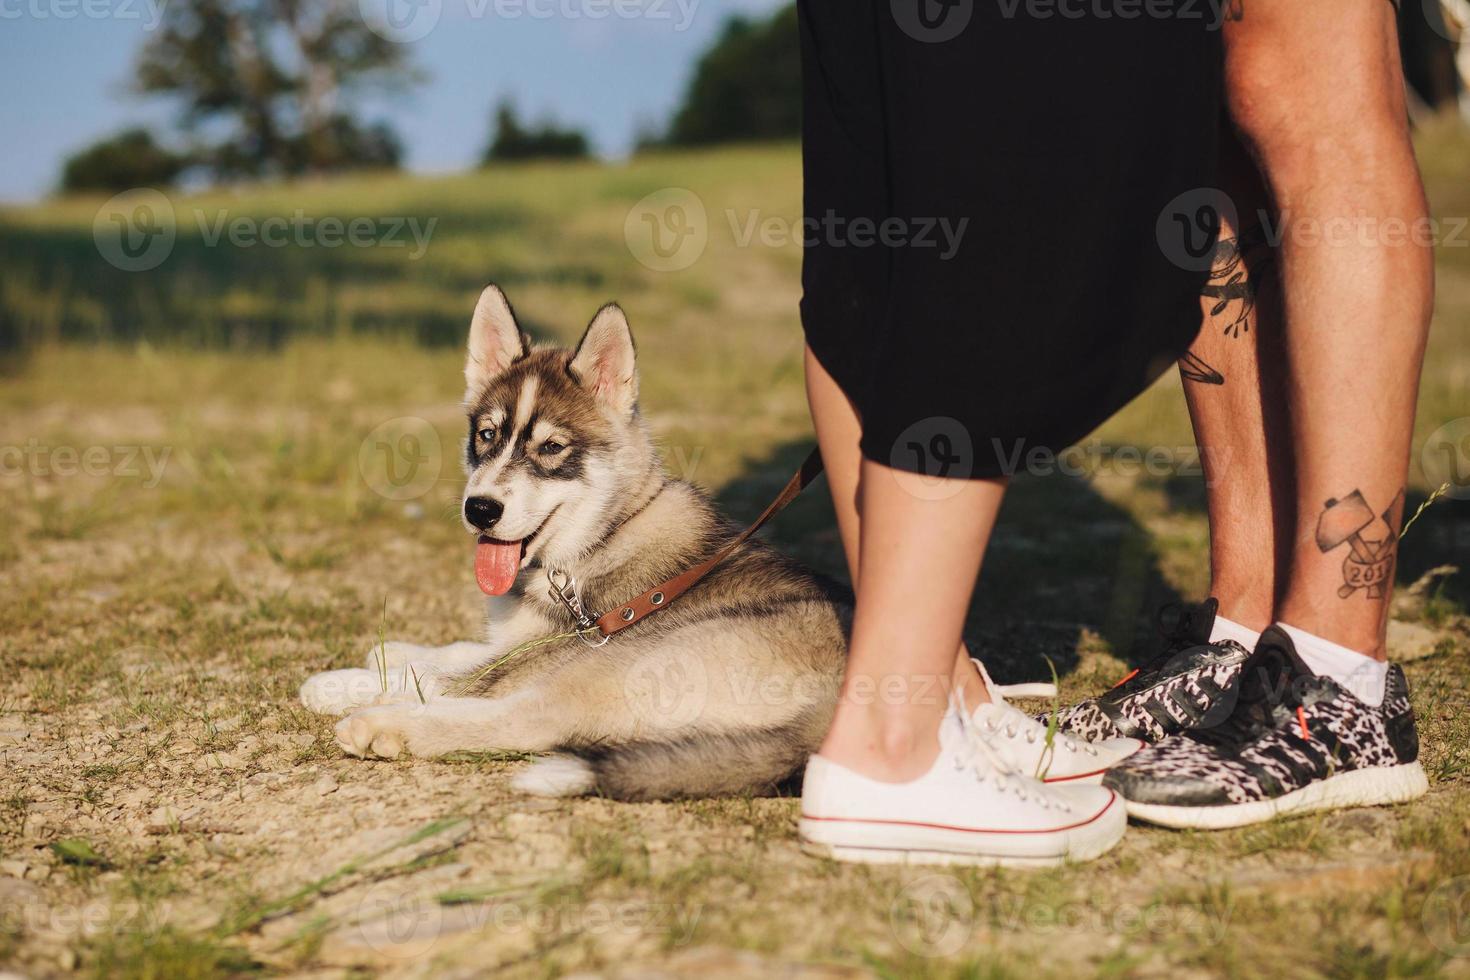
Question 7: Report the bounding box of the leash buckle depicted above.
[546,569,609,648]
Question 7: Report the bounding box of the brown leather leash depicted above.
[570,447,824,640]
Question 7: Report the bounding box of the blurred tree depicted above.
[60,128,190,193]
[135,0,416,180]
[482,101,590,163]
[662,3,798,146]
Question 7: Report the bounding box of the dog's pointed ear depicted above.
[570,303,637,415]
[465,285,529,397]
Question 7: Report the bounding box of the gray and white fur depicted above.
[300,285,849,800]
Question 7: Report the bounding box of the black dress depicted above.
[799,0,1225,479]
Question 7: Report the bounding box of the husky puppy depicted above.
[301,286,849,800]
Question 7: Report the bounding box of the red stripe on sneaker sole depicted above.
[1042,739,1145,783]
[800,790,1118,835]
[1043,766,1111,783]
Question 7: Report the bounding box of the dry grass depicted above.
[1,130,1469,978]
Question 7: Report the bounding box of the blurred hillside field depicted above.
[1,125,1469,977]
[2,124,1467,592]
[3,123,1469,479]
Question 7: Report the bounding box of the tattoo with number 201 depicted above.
[1313,488,1404,601]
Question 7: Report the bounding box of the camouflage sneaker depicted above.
[1103,625,1426,829]
[1036,598,1251,745]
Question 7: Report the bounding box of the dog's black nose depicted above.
[464,496,504,531]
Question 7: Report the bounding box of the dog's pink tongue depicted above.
[474,536,523,595]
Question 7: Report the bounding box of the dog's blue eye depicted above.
[541,441,567,455]
[477,428,495,442]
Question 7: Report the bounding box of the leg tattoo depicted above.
[1313,488,1405,600]
[1181,224,1278,387]
[1203,223,1276,340]
[1179,349,1225,386]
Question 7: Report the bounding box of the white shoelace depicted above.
[981,705,1100,758]
[970,659,1099,758]
[947,691,1073,812]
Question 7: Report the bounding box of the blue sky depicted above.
[0,0,784,202]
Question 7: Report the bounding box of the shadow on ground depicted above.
[716,438,1187,686]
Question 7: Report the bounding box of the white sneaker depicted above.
[799,708,1126,867]
[972,660,1143,784]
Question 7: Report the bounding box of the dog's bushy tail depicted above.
[511,707,831,802]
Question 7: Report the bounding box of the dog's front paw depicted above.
[336,705,418,759]
[300,669,383,715]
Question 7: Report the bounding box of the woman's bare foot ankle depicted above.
[816,700,945,783]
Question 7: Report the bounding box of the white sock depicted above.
[1277,622,1389,707]
[1209,614,1262,652]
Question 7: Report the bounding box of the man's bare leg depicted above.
[805,346,991,712]
[1226,0,1433,660]
[1098,0,1433,828]
[1179,131,1292,637]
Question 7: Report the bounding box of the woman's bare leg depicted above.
[798,363,1126,862]
[816,455,1006,780]
[805,346,990,713]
